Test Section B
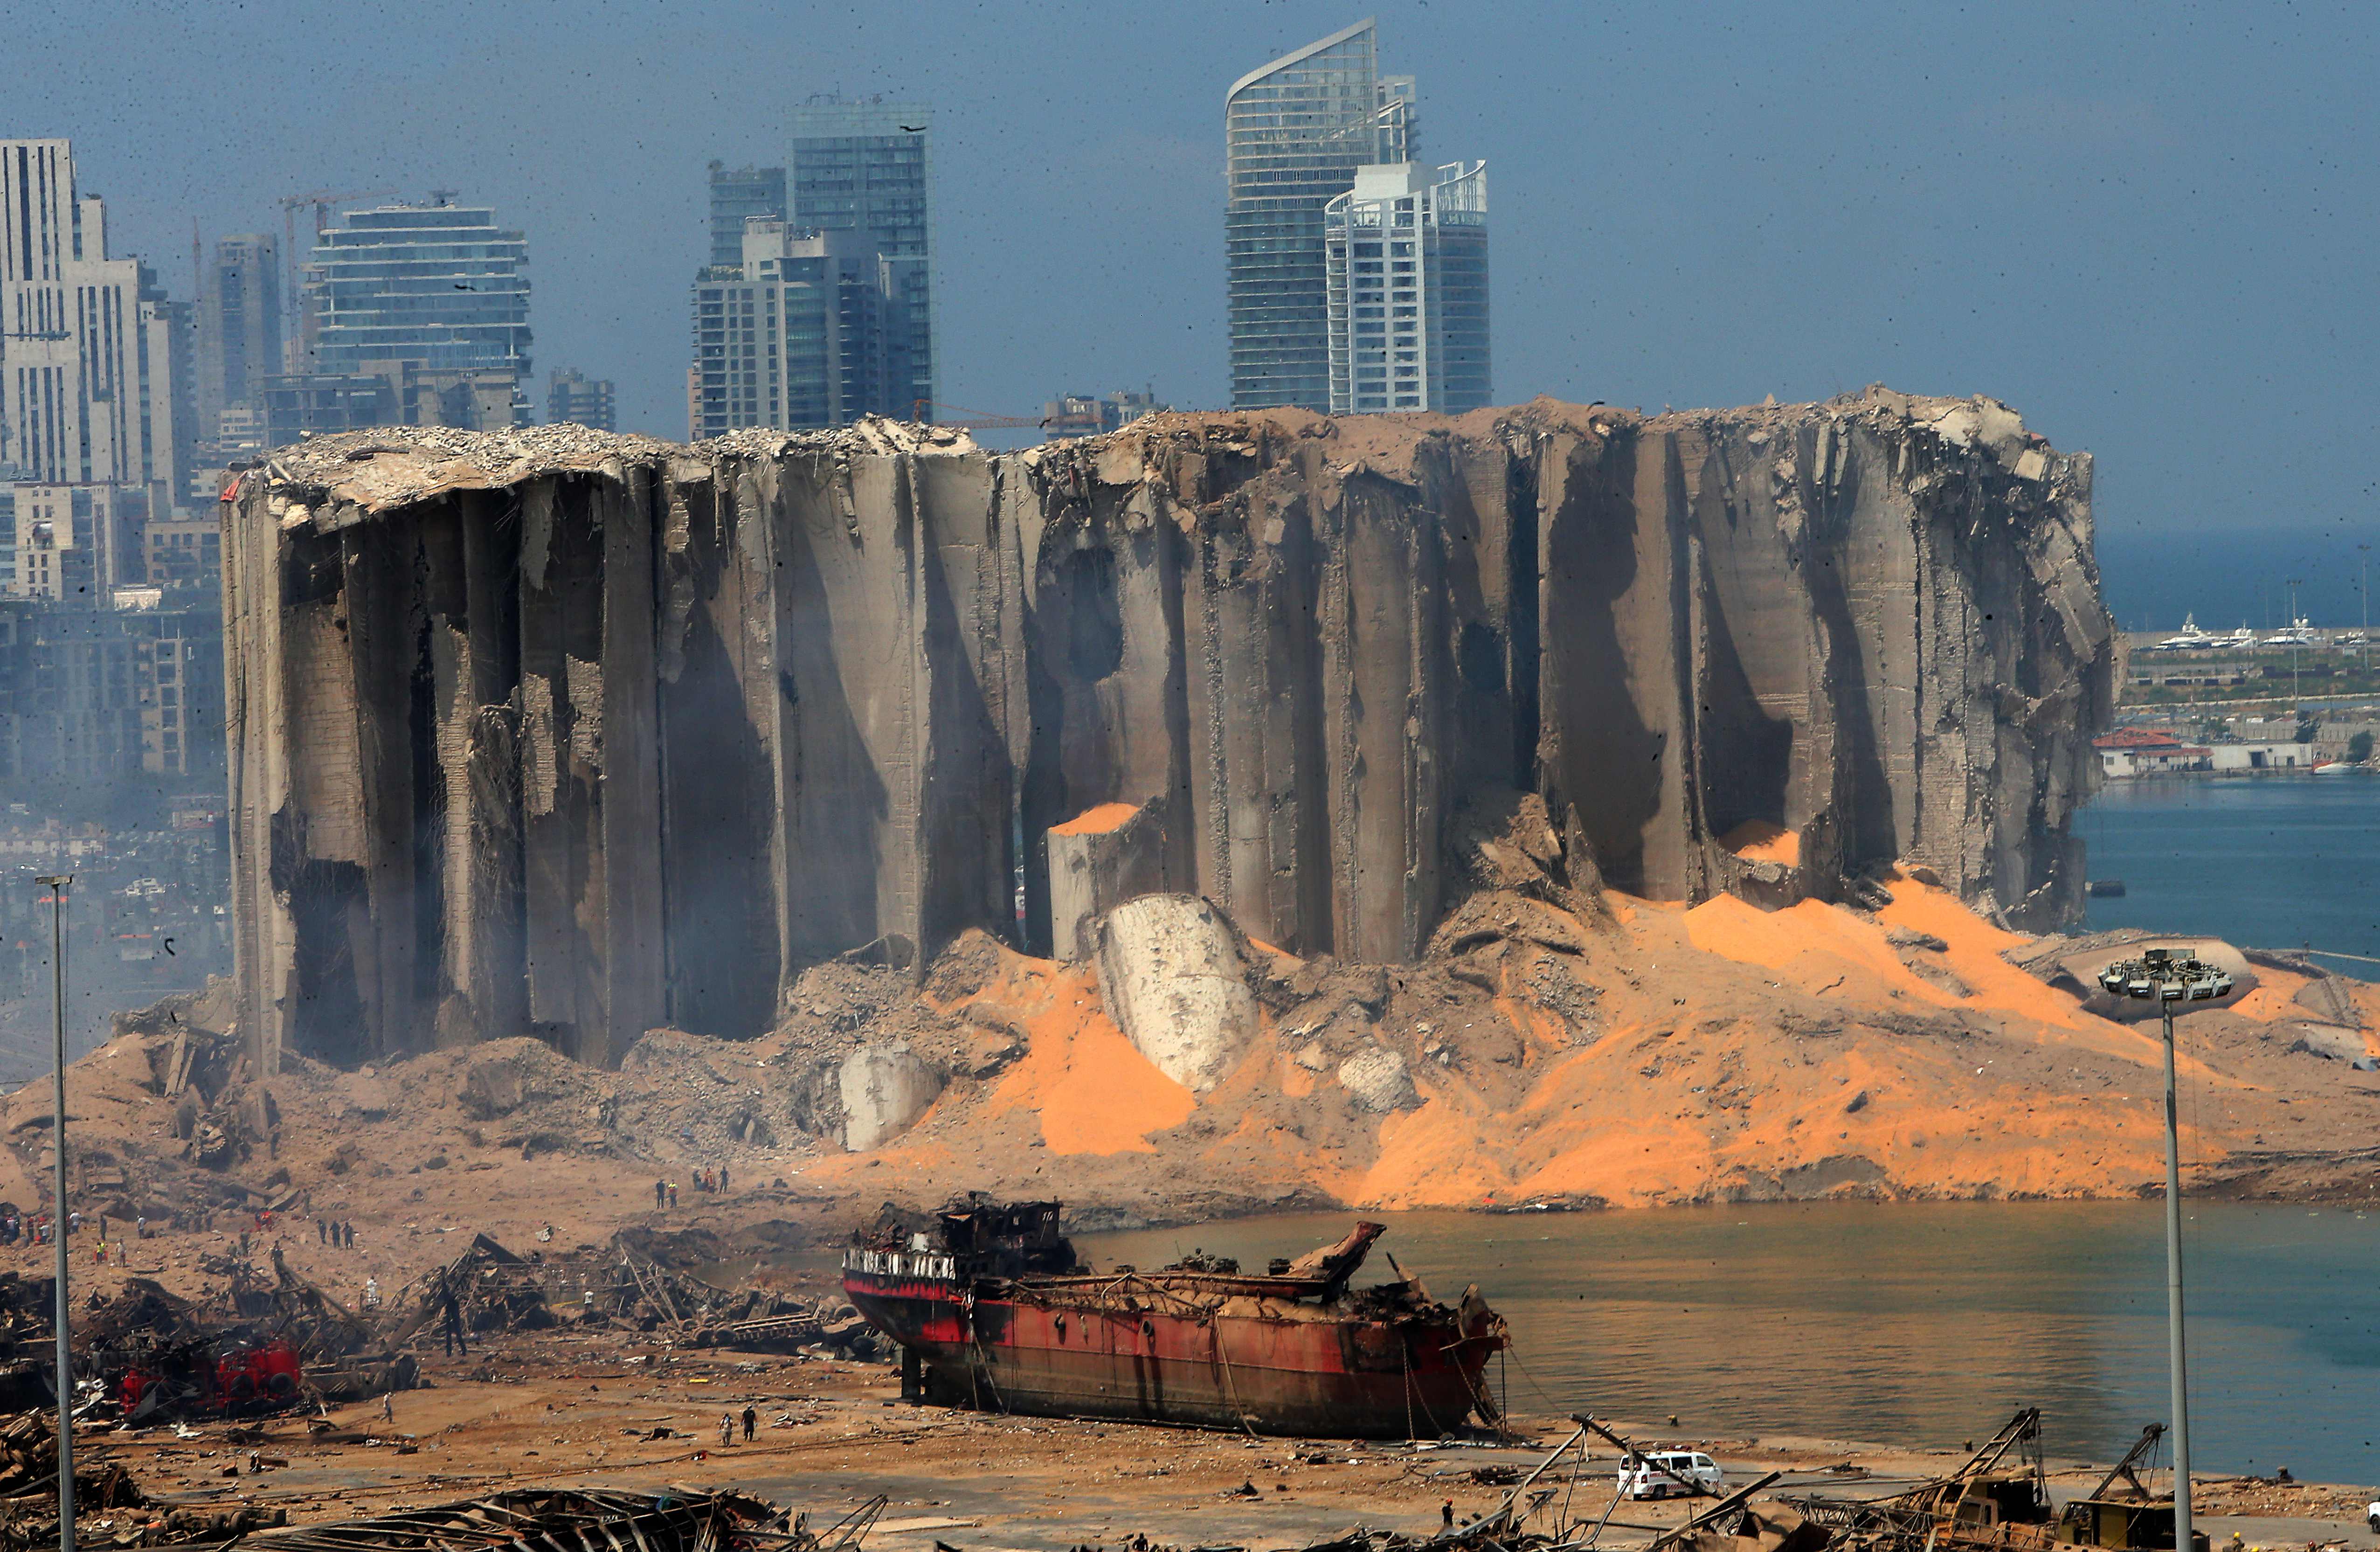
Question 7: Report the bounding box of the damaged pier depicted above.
[222,392,2113,1069]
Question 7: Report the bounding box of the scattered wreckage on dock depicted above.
[841,1201,1508,1437]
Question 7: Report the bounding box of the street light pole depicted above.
[34,875,74,1552]
[2100,947,2230,1552]
[2157,996,2190,1552]
[2285,577,2304,715]
[2359,544,2371,680]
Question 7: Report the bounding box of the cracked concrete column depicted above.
[596,469,667,1063]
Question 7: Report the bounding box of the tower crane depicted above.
[911,399,1047,431]
[278,188,398,356]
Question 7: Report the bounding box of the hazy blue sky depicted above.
[36,0,2380,572]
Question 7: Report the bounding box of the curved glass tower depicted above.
[1225,20,1413,411]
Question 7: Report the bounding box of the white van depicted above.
[1617,1450,1724,1500]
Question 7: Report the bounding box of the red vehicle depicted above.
[118,1336,304,1421]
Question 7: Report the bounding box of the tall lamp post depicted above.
[2097,947,2232,1552]
[34,875,74,1552]
[2359,544,2371,680]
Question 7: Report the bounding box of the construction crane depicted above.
[278,188,398,355]
[2084,1424,2168,1503]
[911,399,1046,431]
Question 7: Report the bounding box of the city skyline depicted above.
[21,0,2380,554]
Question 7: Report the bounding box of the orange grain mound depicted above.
[1873,880,2097,1031]
[1684,894,1937,1003]
[1049,802,1139,837]
[2229,967,2311,1022]
[982,963,1194,1154]
[1357,1096,1516,1207]
[1720,819,1801,866]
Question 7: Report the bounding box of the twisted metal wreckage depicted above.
[1351,1407,2193,1552]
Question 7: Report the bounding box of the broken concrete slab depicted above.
[1093,894,1261,1094]
[1046,797,1169,962]
[1336,1046,1422,1113]
[837,1044,943,1152]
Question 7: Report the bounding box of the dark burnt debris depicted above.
[0,1228,882,1434]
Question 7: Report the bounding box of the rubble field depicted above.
[0,880,2366,1547]
[31,1335,2379,1552]
[3,847,2373,1283]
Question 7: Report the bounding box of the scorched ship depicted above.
[841,1200,1508,1438]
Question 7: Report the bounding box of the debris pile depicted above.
[234,1489,785,1552]
[0,1413,145,1527]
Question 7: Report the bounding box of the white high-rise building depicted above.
[1324,160,1490,415]
[0,140,183,489]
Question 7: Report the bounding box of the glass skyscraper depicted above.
[301,201,530,427]
[1225,21,1414,412]
[691,221,905,437]
[789,98,933,414]
[707,163,787,270]
[1324,160,1490,414]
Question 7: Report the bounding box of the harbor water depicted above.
[1078,1201,2380,1482]
[2078,773,2380,980]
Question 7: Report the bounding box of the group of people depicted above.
[651,1165,734,1212]
[717,1406,758,1445]
[317,1218,359,1248]
[0,1213,57,1247]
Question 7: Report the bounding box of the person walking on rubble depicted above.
[719,1412,734,1448]
[719,1163,730,1193]
[381,1391,394,1425]
[654,1179,666,1211]
[666,1182,679,1210]
[439,1274,469,1357]
[741,1406,756,1441]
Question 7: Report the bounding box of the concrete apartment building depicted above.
[0,140,186,491]
[1323,160,1490,413]
[1225,22,1414,411]
[691,221,906,436]
[299,199,531,430]
[193,232,281,478]
[143,509,221,588]
[0,593,223,785]
[547,367,616,431]
[6,482,169,600]
[1043,389,1167,438]
[789,97,934,412]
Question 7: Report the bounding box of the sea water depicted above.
[1080,1201,2380,1481]
[2079,774,2380,981]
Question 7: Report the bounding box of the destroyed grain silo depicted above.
[221,392,2114,1071]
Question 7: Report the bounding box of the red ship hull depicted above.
[843,1251,1503,1438]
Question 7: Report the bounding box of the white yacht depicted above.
[2264,616,2317,647]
